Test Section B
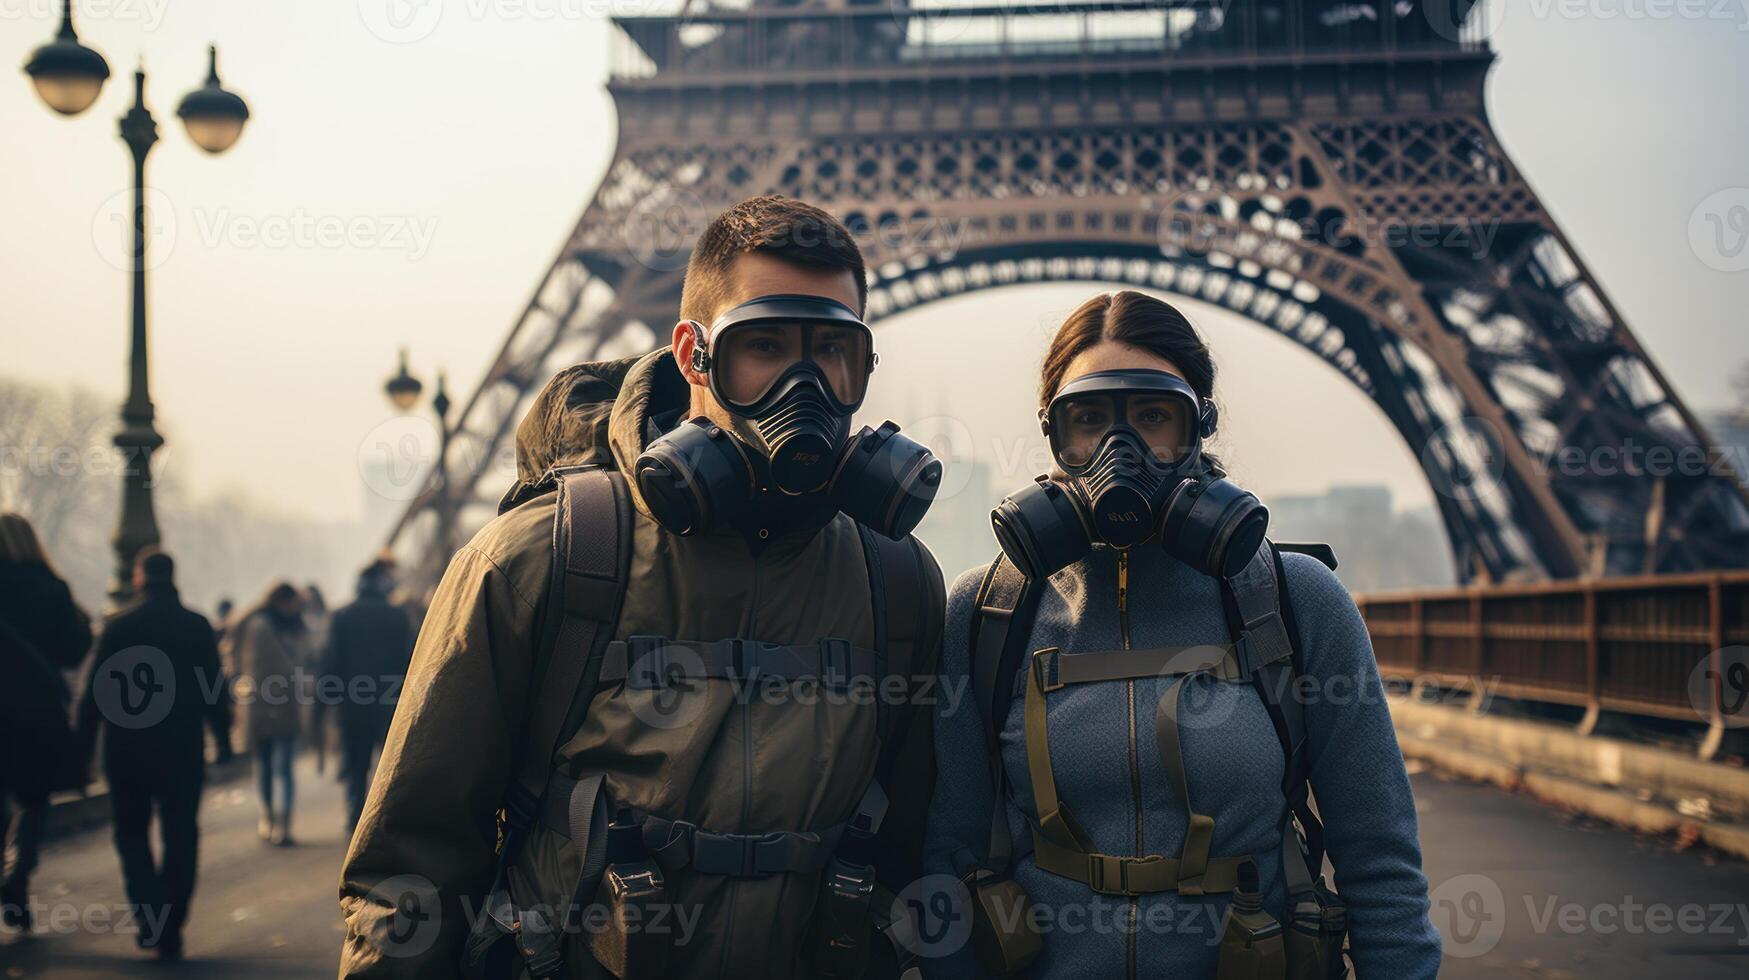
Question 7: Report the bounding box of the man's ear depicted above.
[672,320,708,388]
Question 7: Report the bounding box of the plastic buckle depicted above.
[820,637,853,688]
[627,635,670,689]
[513,907,564,978]
[1031,648,1064,693]
[1086,854,1125,895]
[695,830,789,877]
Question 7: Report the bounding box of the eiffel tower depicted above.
[385,0,1749,586]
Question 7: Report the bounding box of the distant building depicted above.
[1704,410,1749,489]
[1267,484,1455,593]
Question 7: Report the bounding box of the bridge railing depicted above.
[608,1,1493,83]
[1358,571,1749,735]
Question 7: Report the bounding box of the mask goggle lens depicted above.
[711,319,873,411]
[1046,376,1200,474]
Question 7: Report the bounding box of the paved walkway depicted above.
[3,761,1747,977]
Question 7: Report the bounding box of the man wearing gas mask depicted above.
[339,196,947,980]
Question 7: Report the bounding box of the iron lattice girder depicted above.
[395,13,1747,584]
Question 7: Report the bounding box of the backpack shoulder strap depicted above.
[967,553,1044,872]
[856,525,945,786]
[514,467,633,802]
[969,554,1043,749]
[1224,540,1327,892]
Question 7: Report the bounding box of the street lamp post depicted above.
[24,5,250,604]
[383,352,456,558]
[112,67,164,605]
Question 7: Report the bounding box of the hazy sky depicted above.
[4,2,1747,530]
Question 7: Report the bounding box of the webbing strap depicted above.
[973,556,1036,747]
[1017,643,1242,697]
[1156,676,1217,895]
[1029,828,1250,898]
[636,781,888,879]
[597,636,881,689]
[1229,542,1327,896]
[970,555,1036,873]
[1228,545,1296,675]
[1023,648,1091,854]
[515,470,630,800]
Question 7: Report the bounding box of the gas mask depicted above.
[990,369,1268,580]
[634,294,941,541]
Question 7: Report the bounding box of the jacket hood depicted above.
[499,347,691,517]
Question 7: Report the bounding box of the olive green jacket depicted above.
[338,349,944,978]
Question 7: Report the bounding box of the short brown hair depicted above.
[679,195,867,324]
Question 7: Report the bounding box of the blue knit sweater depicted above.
[921,543,1442,978]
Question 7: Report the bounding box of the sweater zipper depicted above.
[1119,547,1140,980]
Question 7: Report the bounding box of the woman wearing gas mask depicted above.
[920,291,1440,978]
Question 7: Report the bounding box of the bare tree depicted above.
[0,376,118,608]
[1,375,365,614]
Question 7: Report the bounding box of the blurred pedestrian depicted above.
[212,597,235,645]
[317,561,413,834]
[0,512,91,933]
[226,582,313,846]
[75,547,231,961]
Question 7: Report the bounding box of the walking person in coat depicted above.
[0,512,92,933]
[226,582,313,846]
[76,547,232,961]
[318,560,414,835]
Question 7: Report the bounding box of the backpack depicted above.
[962,541,1346,976]
[464,465,941,979]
